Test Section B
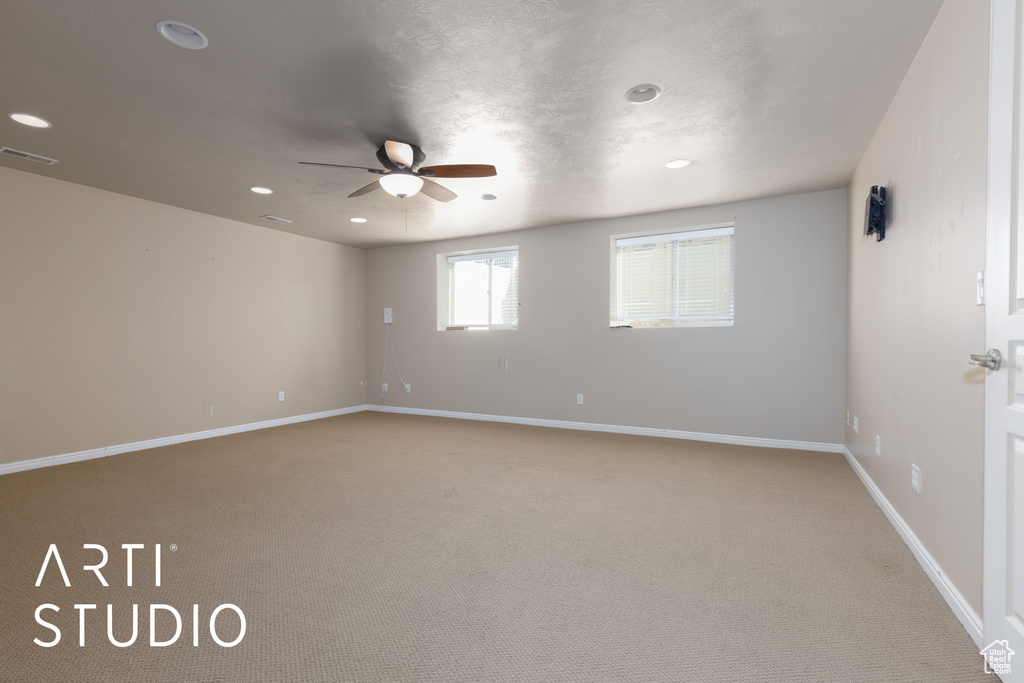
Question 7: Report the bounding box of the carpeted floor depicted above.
[0,412,989,681]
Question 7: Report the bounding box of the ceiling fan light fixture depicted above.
[8,113,51,128]
[625,84,661,104]
[666,159,692,169]
[156,20,209,50]
[379,173,424,198]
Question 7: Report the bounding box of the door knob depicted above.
[968,348,1002,371]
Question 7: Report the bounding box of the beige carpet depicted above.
[0,412,989,682]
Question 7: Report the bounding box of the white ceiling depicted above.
[1,0,944,248]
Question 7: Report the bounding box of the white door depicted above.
[985,1,1024,680]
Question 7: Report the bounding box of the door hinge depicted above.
[978,270,986,306]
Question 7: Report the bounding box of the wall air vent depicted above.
[0,147,58,165]
[259,215,292,224]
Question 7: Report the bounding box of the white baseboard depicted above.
[0,404,841,477]
[0,405,369,476]
[842,446,983,647]
[367,405,844,453]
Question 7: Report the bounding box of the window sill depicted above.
[610,320,733,329]
[440,326,518,331]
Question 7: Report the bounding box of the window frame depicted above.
[437,246,520,331]
[609,223,735,329]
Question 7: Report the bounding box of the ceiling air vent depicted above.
[0,147,58,165]
[259,215,292,224]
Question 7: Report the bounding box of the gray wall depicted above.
[845,0,988,615]
[0,167,368,465]
[367,189,848,445]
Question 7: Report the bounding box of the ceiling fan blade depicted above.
[299,162,381,171]
[348,180,381,198]
[420,164,497,178]
[419,178,457,203]
[384,140,415,169]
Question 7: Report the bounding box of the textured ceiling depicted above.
[1,0,944,248]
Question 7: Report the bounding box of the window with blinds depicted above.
[611,226,734,327]
[439,249,519,329]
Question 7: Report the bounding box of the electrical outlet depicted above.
[911,464,922,493]
[853,416,859,433]
[384,307,393,324]
[382,383,388,392]
[577,393,584,405]
[278,391,285,402]
[405,383,411,393]
[875,435,881,456]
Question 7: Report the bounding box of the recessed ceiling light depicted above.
[625,84,661,104]
[8,113,51,128]
[481,194,497,201]
[156,21,209,50]
[666,159,692,169]
[350,217,368,223]
[250,186,273,195]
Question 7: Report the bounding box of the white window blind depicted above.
[446,249,519,328]
[611,226,734,327]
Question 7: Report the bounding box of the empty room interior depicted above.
[0,0,1002,681]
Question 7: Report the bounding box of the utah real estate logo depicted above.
[981,639,1015,676]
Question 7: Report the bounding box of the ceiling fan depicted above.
[300,140,496,202]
